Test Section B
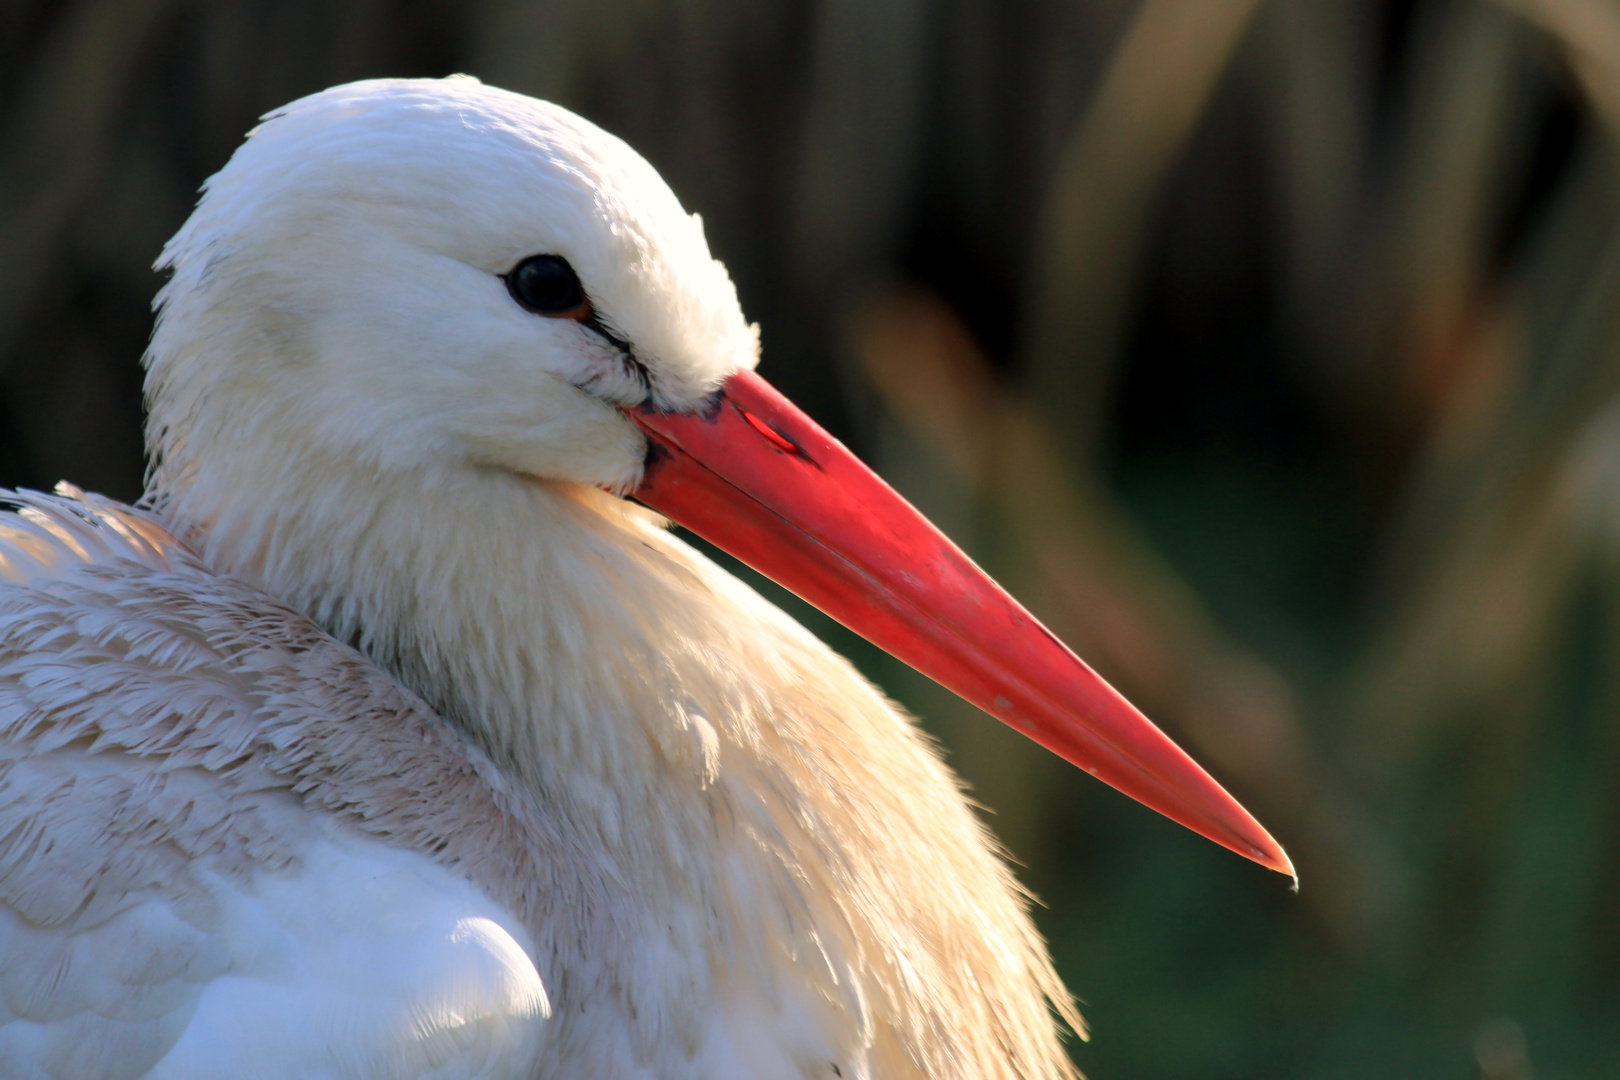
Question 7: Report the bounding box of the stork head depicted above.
[145,76,1292,879]
[147,75,754,494]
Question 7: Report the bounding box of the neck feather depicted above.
[150,447,763,796]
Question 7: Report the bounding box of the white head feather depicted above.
[147,75,758,499]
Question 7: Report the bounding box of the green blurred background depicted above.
[5,0,1619,1075]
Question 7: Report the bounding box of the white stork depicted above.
[0,77,1289,1080]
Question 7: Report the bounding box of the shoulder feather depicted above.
[0,485,560,936]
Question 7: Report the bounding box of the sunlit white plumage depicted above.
[0,78,1079,1079]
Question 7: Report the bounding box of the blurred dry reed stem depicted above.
[1025,0,1265,464]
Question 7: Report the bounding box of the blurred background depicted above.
[4,0,1620,1074]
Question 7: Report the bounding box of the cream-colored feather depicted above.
[0,76,1081,1079]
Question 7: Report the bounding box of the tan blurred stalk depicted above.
[1025,0,1265,463]
[1509,0,1620,134]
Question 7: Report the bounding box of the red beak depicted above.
[626,369,1293,878]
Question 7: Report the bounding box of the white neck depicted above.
[153,446,755,795]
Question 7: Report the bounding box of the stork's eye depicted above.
[505,255,590,319]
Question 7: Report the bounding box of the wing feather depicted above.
[0,490,549,1079]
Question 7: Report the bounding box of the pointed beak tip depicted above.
[1240,830,1296,884]
[1275,848,1299,889]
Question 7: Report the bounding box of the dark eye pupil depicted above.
[508,255,585,315]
